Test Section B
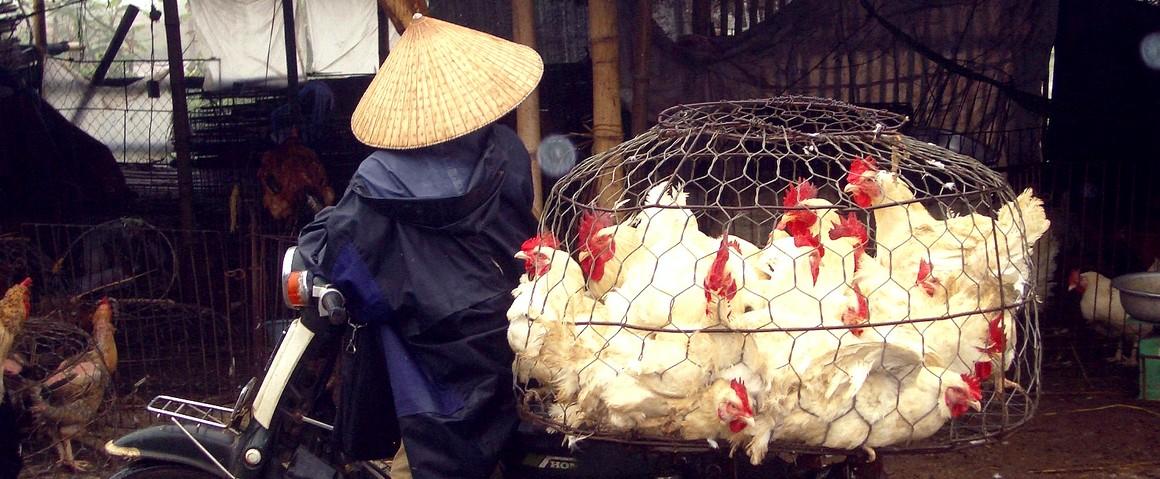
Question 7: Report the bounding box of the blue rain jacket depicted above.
[296,124,536,478]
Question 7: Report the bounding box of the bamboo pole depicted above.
[692,0,711,36]
[377,2,391,63]
[91,5,141,86]
[30,0,46,89]
[162,0,194,232]
[588,0,624,208]
[719,0,729,35]
[281,0,299,101]
[378,0,429,33]
[630,0,652,136]
[512,0,543,218]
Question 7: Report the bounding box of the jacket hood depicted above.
[348,126,505,233]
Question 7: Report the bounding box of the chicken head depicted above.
[943,373,983,419]
[844,156,883,208]
[577,211,616,282]
[717,378,756,433]
[1066,269,1086,294]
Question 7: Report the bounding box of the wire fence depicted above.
[16,220,253,398]
[40,57,221,165]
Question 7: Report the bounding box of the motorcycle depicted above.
[104,247,870,478]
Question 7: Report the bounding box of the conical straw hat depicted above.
[351,14,544,149]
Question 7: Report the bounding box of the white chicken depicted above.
[508,234,588,384]
[671,377,757,446]
[596,235,748,412]
[602,182,719,330]
[761,337,981,463]
[576,209,643,299]
[1069,270,1153,365]
[844,156,1045,391]
[844,156,1050,302]
[823,362,981,461]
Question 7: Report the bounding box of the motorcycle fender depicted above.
[105,424,240,477]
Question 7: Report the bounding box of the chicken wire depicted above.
[512,96,1044,459]
[18,221,252,397]
[5,313,112,468]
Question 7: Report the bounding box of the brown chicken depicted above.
[0,278,33,400]
[29,297,117,472]
[257,131,335,221]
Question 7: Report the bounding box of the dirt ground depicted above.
[15,328,1160,479]
[886,329,1160,479]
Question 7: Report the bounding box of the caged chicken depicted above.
[258,130,337,222]
[509,97,1048,464]
[26,297,118,472]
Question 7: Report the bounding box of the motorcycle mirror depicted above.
[537,134,578,179]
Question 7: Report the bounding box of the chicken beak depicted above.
[514,251,529,260]
[577,251,591,262]
[776,211,801,230]
[843,181,860,194]
[1066,283,1076,292]
[743,415,757,427]
[969,399,982,412]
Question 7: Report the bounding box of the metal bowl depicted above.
[1112,272,1160,323]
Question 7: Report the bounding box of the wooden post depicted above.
[588,0,624,208]
[512,0,543,218]
[377,2,391,63]
[692,0,711,36]
[162,0,195,232]
[30,0,46,88]
[630,0,651,136]
[719,0,728,35]
[92,5,140,85]
[378,0,429,34]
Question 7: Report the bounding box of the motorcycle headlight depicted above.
[281,247,311,310]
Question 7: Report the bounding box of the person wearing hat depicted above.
[295,14,542,479]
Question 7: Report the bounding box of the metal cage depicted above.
[510,96,1046,462]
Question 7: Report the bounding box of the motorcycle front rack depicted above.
[148,395,234,430]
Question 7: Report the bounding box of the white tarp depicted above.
[189,0,380,91]
[41,58,174,163]
[300,0,380,75]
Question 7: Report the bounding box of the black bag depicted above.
[334,323,400,460]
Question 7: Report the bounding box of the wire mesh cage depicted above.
[510,96,1049,462]
[6,313,114,469]
[18,220,253,397]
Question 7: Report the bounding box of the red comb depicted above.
[987,313,1006,352]
[19,277,32,288]
[520,232,559,252]
[783,179,818,207]
[828,213,867,243]
[578,210,615,248]
[917,258,932,283]
[727,239,741,254]
[730,378,751,413]
[704,236,738,303]
[848,156,878,183]
[960,373,983,400]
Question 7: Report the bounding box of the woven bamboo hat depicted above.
[350,13,544,149]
